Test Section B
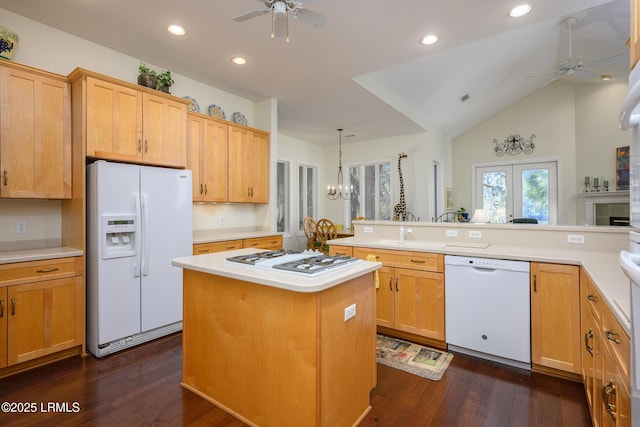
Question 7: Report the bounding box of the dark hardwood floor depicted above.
[0,333,591,426]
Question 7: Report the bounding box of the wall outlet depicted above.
[218,217,224,226]
[445,229,458,237]
[468,230,482,238]
[363,226,373,233]
[16,221,26,234]
[344,303,356,322]
[567,234,585,244]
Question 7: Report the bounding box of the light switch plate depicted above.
[446,229,458,237]
[363,227,373,233]
[468,230,482,238]
[344,304,356,322]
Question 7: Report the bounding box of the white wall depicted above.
[453,81,628,225]
[322,131,452,226]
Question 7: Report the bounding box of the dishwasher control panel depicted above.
[444,255,529,272]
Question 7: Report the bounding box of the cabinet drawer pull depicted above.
[388,277,393,291]
[137,139,142,153]
[11,298,15,316]
[225,245,237,250]
[144,140,148,153]
[587,294,599,303]
[584,329,593,356]
[533,274,537,292]
[409,259,426,264]
[602,380,617,420]
[0,299,3,317]
[200,184,203,195]
[395,277,399,292]
[36,267,60,273]
[197,249,210,253]
[2,170,6,186]
[605,329,621,344]
[204,184,208,195]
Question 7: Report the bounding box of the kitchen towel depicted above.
[365,254,379,288]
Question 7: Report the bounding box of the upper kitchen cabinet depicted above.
[632,0,640,69]
[187,113,228,202]
[228,125,269,203]
[68,69,188,168]
[0,62,71,199]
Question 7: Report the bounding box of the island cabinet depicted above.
[530,262,581,376]
[187,113,228,201]
[581,269,631,427]
[352,247,445,344]
[179,263,376,426]
[228,125,269,203]
[0,61,71,199]
[68,69,188,168]
[0,257,84,376]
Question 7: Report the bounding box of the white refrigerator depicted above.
[86,160,192,357]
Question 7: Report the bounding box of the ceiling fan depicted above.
[233,0,327,42]
[526,16,624,85]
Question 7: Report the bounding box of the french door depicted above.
[475,161,557,224]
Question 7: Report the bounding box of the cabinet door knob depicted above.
[532,274,537,292]
[0,299,3,318]
[587,294,599,303]
[2,170,7,186]
[388,277,393,291]
[395,277,399,292]
[11,298,15,316]
[204,184,208,195]
[137,139,142,153]
[602,380,617,420]
[605,329,621,344]
[144,140,148,153]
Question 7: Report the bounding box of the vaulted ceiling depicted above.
[0,0,630,145]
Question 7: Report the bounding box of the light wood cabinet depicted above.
[0,62,71,199]
[187,113,228,202]
[243,235,283,250]
[352,247,444,342]
[70,69,188,168]
[193,240,243,255]
[581,268,631,427]
[530,262,581,375]
[228,125,269,203]
[0,257,84,370]
[632,0,640,69]
[329,245,353,257]
[193,235,282,255]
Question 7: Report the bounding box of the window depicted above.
[298,163,318,231]
[346,162,391,227]
[276,160,289,233]
[474,161,557,224]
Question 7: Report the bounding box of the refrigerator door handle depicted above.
[134,193,142,277]
[142,193,150,277]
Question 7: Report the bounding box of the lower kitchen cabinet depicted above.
[353,248,444,342]
[581,268,631,427]
[0,257,84,372]
[243,235,283,250]
[329,245,353,257]
[530,262,581,375]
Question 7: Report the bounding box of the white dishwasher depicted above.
[445,255,531,370]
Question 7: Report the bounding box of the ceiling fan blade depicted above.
[293,8,328,28]
[233,9,271,22]
[273,12,288,37]
[525,70,563,79]
[538,72,566,89]
[573,68,598,80]
[582,53,626,68]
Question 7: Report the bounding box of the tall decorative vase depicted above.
[0,27,19,60]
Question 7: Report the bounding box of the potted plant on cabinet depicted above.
[156,70,174,93]
[137,62,157,89]
[456,207,469,222]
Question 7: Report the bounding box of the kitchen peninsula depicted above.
[171,249,381,427]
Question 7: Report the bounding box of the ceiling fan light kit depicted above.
[234,0,327,42]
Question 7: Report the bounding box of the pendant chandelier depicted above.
[327,129,352,200]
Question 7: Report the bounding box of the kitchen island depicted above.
[171,249,381,427]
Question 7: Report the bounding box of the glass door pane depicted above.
[514,162,557,224]
[476,166,512,223]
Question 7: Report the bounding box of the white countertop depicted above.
[330,237,632,336]
[0,247,83,265]
[172,248,381,293]
[193,229,282,244]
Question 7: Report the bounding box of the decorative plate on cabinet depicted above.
[207,104,226,120]
[232,112,248,126]
[183,96,200,113]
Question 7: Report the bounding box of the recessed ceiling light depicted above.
[600,74,613,81]
[420,35,438,45]
[231,57,247,65]
[167,25,186,36]
[509,4,532,18]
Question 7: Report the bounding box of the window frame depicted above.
[276,159,290,234]
[298,162,319,232]
[344,160,392,229]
